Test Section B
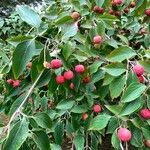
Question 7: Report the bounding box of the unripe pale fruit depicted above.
[124,8,129,14]
[145,9,150,16]
[26,62,32,69]
[50,59,62,69]
[94,43,100,49]
[138,76,144,83]
[75,64,85,73]
[93,104,102,113]
[56,75,65,84]
[140,108,150,119]
[117,128,132,142]
[140,28,147,35]
[71,12,80,20]
[132,64,144,77]
[43,61,51,69]
[93,35,102,44]
[83,76,91,84]
[70,83,75,90]
[130,2,136,8]
[13,80,20,88]
[7,79,14,85]
[82,113,88,121]
[144,140,150,148]
[63,70,74,80]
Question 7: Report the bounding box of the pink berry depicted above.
[83,76,91,84]
[71,12,80,20]
[26,62,32,69]
[63,70,74,80]
[140,108,150,119]
[117,128,132,142]
[93,35,102,44]
[70,83,75,90]
[124,8,129,14]
[145,9,150,16]
[43,61,51,69]
[56,75,65,84]
[13,80,20,88]
[132,64,144,77]
[109,9,114,15]
[130,1,136,8]
[93,6,100,13]
[144,140,150,148]
[7,79,14,85]
[138,76,144,83]
[93,104,102,113]
[75,65,85,74]
[82,113,88,121]
[50,59,62,69]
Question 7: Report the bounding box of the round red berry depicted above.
[140,108,150,119]
[138,76,144,83]
[50,59,62,69]
[69,83,75,90]
[130,1,136,8]
[71,12,80,20]
[82,113,88,121]
[64,70,74,80]
[56,75,65,84]
[133,64,144,77]
[145,9,150,16]
[124,8,129,14]
[7,79,14,85]
[13,80,20,88]
[93,35,102,44]
[75,64,85,74]
[144,140,150,148]
[109,9,114,15]
[93,104,102,113]
[83,76,91,84]
[117,128,132,142]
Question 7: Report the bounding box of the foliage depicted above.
[0,0,150,150]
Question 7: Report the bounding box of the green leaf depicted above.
[109,75,126,99]
[50,144,61,150]
[142,128,150,140]
[56,100,75,110]
[32,131,50,150]
[96,0,105,7]
[111,130,120,149]
[121,83,146,103]
[89,114,111,130]
[120,99,142,116]
[96,21,105,35]
[34,112,52,129]
[135,0,147,16]
[12,40,43,78]
[104,62,126,76]
[73,134,85,150]
[55,14,72,25]
[107,46,136,62]
[105,105,122,116]
[139,61,150,74]
[3,117,29,150]
[17,5,41,28]
[71,104,88,113]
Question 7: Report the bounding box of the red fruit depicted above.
[63,70,74,80]
[93,104,102,113]
[140,108,150,119]
[71,12,80,20]
[112,0,123,6]
[117,128,132,142]
[70,83,75,90]
[132,64,144,77]
[7,79,14,85]
[50,59,62,69]
[93,6,104,14]
[115,11,121,17]
[43,61,51,69]
[56,75,65,84]
[130,1,136,8]
[93,35,102,44]
[13,80,20,88]
[109,9,114,15]
[83,76,91,84]
[138,76,144,83]
[140,28,147,35]
[75,64,85,73]
[124,8,129,14]
[145,9,150,16]
[144,140,150,148]
[82,113,88,121]
[116,0,123,5]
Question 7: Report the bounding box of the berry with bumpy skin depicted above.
[75,64,85,73]
[93,104,102,113]
[82,113,88,121]
[93,6,104,14]
[115,11,121,17]
[83,76,91,84]
[138,76,144,83]
[98,7,104,14]
[50,59,62,69]
[93,35,102,44]
[130,1,135,8]
[70,83,75,90]
[117,0,123,5]
[112,0,123,6]
[140,108,150,119]
[64,70,74,80]
[71,12,80,20]
[109,9,114,15]
[7,79,14,85]
[124,8,129,14]
[145,9,150,16]
[13,80,20,88]
[117,128,132,142]
[133,64,144,77]
[56,76,65,84]
[43,61,51,69]
[144,140,150,148]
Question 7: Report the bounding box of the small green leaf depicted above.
[73,134,85,150]
[71,104,88,113]
[121,83,146,103]
[56,100,75,110]
[89,114,111,130]
[111,130,120,149]
[142,128,150,140]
